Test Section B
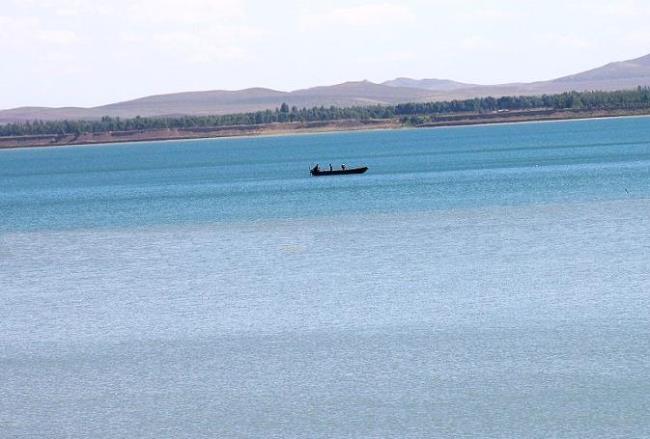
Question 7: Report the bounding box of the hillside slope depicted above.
[2,54,650,122]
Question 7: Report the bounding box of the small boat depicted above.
[310,165,368,177]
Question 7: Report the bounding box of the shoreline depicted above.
[2,108,649,150]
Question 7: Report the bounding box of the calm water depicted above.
[2,118,650,438]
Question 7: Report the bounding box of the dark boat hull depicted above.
[311,166,368,176]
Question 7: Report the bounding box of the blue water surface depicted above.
[2,117,650,231]
[1,117,650,438]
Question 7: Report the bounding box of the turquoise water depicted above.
[3,117,650,232]
[2,117,650,437]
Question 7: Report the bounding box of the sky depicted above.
[1,0,650,109]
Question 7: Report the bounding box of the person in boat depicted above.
[341,164,346,170]
[329,164,333,171]
[312,164,320,173]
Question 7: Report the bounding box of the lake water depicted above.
[2,117,650,438]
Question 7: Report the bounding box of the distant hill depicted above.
[383,54,650,99]
[549,53,650,88]
[471,53,650,96]
[287,80,433,106]
[2,53,650,123]
[97,87,288,118]
[382,78,476,91]
[0,81,434,122]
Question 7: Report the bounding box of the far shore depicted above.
[2,108,649,150]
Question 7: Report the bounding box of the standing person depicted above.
[341,164,346,170]
[329,164,333,171]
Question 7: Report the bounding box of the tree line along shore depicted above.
[2,87,650,148]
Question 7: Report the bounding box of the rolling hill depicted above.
[381,78,476,91]
[2,53,650,123]
[382,53,650,98]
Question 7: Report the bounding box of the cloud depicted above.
[0,16,79,48]
[300,3,415,30]
[118,0,258,63]
[127,0,245,24]
[0,15,86,83]
[578,0,650,18]
[460,36,497,51]
[154,33,245,63]
[10,0,113,17]
[121,25,263,64]
[36,29,79,44]
[538,33,591,49]
[466,8,523,21]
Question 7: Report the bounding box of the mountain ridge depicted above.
[2,53,650,123]
[381,77,476,91]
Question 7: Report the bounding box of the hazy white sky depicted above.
[2,0,650,109]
